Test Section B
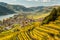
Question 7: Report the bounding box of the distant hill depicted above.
[0,2,33,12]
[0,5,15,16]
[30,6,53,13]
[0,2,59,16]
[0,2,34,16]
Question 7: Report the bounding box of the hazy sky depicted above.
[0,0,60,7]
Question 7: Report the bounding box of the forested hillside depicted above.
[0,2,53,16]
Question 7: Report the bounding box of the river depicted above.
[0,14,17,20]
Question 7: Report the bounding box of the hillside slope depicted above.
[0,7,60,40]
[42,7,60,24]
[0,5,15,16]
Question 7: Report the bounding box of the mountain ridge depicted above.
[0,2,60,16]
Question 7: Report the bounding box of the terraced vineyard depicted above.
[0,7,60,40]
[0,21,60,40]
